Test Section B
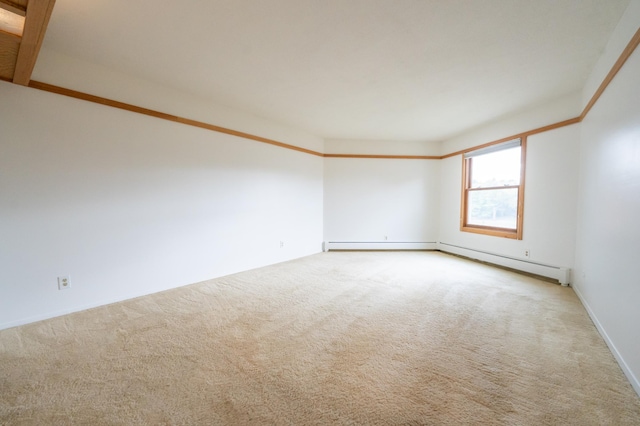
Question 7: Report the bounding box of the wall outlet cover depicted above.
[58,275,71,290]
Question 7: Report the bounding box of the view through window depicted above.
[461,138,525,239]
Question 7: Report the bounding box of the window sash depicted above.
[460,137,526,240]
[467,185,520,191]
[463,138,521,159]
[466,187,519,230]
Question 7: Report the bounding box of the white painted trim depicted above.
[438,242,571,284]
[572,284,640,397]
[326,242,437,251]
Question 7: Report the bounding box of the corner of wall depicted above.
[439,91,582,155]
[582,0,640,108]
[572,0,640,397]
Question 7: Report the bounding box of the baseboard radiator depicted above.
[324,241,438,251]
[438,242,571,285]
[323,241,570,285]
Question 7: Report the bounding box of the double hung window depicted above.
[460,138,525,239]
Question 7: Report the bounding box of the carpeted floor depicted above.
[1,251,639,425]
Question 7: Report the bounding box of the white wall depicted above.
[324,139,441,156]
[32,49,325,154]
[323,140,441,248]
[581,1,640,112]
[438,99,581,273]
[0,81,323,329]
[573,0,640,394]
[323,156,440,246]
[439,91,582,157]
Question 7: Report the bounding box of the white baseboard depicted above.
[438,242,571,285]
[325,241,437,251]
[572,284,640,397]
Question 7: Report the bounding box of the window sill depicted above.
[460,225,520,239]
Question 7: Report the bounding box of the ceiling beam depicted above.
[0,31,19,80]
[0,0,27,17]
[12,0,55,86]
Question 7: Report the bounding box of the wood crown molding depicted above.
[324,154,440,160]
[581,26,640,120]
[13,25,640,159]
[443,26,640,161]
[440,117,581,160]
[0,0,26,16]
[28,81,325,157]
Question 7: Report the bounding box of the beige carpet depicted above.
[1,251,639,425]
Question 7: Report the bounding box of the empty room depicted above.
[1,0,640,424]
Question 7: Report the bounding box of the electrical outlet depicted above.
[58,275,71,290]
[384,235,388,241]
[280,241,284,248]
[524,249,530,258]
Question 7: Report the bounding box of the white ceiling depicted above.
[40,0,630,142]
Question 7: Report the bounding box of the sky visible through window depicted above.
[471,147,521,188]
[468,146,521,229]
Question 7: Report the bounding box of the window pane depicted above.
[467,188,518,229]
[470,147,521,188]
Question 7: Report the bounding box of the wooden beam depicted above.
[0,0,27,17]
[13,0,55,86]
[0,30,19,79]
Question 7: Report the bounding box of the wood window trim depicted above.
[460,137,526,240]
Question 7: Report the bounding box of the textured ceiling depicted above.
[39,0,630,142]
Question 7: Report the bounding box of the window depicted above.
[460,138,526,239]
